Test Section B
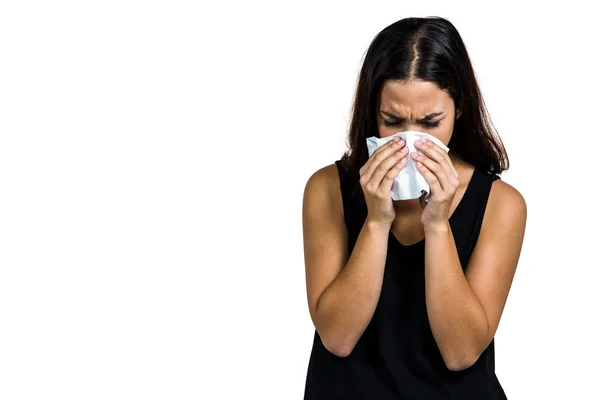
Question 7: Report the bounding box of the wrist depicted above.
[365,217,392,232]
[423,221,451,235]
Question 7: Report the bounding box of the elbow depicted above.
[442,348,481,372]
[329,345,352,358]
[442,327,490,371]
[321,331,355,358]
[324,338,354,358]
[444,356,477,372]
[313,309,358,358]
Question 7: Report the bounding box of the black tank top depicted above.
[303,159,507,399]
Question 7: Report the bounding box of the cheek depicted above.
[439,124,454,146]
[377,122,395,138]
[427,125,453,147]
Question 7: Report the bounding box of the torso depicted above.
[390,159,475,246]
[305,158,508,398]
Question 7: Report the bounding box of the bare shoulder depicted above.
[304,163,340,195]
[303,163,343,215]
[480,174,527,244]
[488,177,527,221]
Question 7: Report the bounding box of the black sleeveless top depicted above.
[303,159,507,399]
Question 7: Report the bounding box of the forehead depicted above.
[379,79,451,111]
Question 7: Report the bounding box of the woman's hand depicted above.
[410,138,460,229]
[359,137,409,226]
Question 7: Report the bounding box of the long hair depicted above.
[340,16,509,206]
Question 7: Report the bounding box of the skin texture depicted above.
[302,79,527,370]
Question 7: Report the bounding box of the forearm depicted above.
[316,218,390,357]
[423,222,490,370]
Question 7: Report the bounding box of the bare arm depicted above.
[302,165,391,357]
[423,180,527,371]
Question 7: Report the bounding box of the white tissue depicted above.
[366,130,449,203]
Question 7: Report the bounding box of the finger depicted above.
[361,139,399,176]
[377,155,408,196]
[412,145,453,192]
[415,160,444,199]
[361,139,406,185]
[415,140,454,181]
[368,139,407,189]
[431,142,458,179]
[416,140,458,179]
[368,146,408,192]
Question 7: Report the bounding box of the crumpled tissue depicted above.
[366,130,449,203]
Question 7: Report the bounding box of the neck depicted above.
[449,150,463,167]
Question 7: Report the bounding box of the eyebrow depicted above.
[381,111,444,122]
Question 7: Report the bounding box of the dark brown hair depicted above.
[340,16,509,205]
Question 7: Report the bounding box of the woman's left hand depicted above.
[411,138,460,229]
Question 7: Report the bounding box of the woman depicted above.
[302,16,526,399]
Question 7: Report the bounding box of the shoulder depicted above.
[489,176,526,215]
[304,163,340,197]
[302,163,348,253]
[303,163,344,216]
[484,174,527,233]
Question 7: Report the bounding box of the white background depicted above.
[1,1,598,399]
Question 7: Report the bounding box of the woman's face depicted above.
[376,79,460,147]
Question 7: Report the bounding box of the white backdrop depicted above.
[1,1,598,399]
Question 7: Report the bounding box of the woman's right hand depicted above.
[359,137,409,226]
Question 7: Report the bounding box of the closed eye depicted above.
[383,119,441,128]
